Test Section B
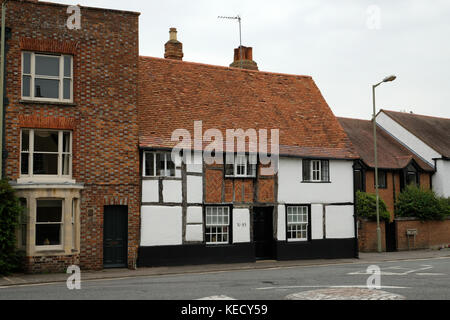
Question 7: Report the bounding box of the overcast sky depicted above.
[57,0,450,119]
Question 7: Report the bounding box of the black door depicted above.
[253,207,274,259]
[385,221,397,252]
[103,206,128,268]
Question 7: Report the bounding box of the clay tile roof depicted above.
[380,110,450,158]
[338,117,434,171]
[138,56,358,159]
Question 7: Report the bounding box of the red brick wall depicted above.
[357,218,386,252]
[3,1,140,270]
[395,218,450,251]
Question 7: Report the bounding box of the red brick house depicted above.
[2,0,140,272]
[338,117,434,219]
[137,30,360,266]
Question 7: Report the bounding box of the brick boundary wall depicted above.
[395,217,450,251]
[23,254,80,274]
[357,218,386,252]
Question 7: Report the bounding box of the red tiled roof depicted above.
[338,117,434,171]
[138,56,358,159]
[380,110,450,158]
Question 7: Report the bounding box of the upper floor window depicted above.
[22,52,73,103]
[302,159,330,182]
[21,129,72,179]
[225,154,257,178]
[375,170,387,189]
[143,151,175,177]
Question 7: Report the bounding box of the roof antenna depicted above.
[218,15,243,69]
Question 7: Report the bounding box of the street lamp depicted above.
[373,74,396,253]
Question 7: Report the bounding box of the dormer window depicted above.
[22,52,73,103]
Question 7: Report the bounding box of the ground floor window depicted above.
[205,206,230,244]
[36,199,63,247]
[287,206,309,241]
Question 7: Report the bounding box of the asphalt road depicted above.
[0,257,449,300]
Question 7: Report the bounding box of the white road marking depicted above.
[256,285,410,290]
[347,264,433,276]
[197,295,236,300]
[415,273,446,276]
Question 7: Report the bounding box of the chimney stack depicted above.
[164,28,183,61]
[230,46,258,71]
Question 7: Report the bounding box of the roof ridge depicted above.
[381,109,450,121]
[139,55,313,79]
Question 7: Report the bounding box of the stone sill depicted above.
[20,99,76,107]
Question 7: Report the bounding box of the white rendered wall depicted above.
[233,208,250,243]
[278,158,354,203]
[186,225,203,242]
[187,175,203,203]
[325,205,355,239]
[163,180,182,203]
[377,112,440,166]
[141,206,182,246]
[186,206,203,224]
[311,204,323,240]
[142,180,159,203]
[277,205,286,241]
[433,159,450,197]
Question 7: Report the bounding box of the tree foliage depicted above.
[0,180,23,275]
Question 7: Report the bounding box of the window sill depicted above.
[20,99,76,107]
[225,176,256,179]
[301,181,331,184]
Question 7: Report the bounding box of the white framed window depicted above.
[143,151,176,177]
[205,206,230,244]
[225,154,257,178]
[22,52,73,102]
[20,129,72,180]
[287,206,309,241]
[302,159,330,182]
[35,199,64,250]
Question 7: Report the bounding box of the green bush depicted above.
[0,180,23,275]
[356,191,391,221]
[395,185,445,221]
[437,196,450,217]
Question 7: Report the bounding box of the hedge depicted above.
[355,191,391,221]
[395,185,446,221]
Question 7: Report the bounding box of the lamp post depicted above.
[373,75,396,253]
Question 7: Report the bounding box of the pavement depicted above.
[1,248,449,288]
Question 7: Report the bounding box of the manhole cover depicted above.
[286,288,405,300]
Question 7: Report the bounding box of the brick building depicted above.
[137,30,360,266]
[338,117,434,219]
[1,0,140,272]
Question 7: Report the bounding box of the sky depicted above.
[56,0,450,120]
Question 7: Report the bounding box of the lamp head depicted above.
[383,75,397,82]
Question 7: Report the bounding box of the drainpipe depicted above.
[0,0,8,180]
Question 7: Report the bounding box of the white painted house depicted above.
[377,110,450,197]
[136,38,359,266]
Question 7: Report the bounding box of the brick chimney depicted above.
[230,46,258,71]
[164,28,183,61]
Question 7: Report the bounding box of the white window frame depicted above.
[205,206,230,245]
[35,198,64,251]
[19,129,73,182]
[225,154,257,178]
[287,206,309,242]
[143,151,176,177]
[21,52,73,103]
